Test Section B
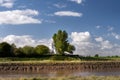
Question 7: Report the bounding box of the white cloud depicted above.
[70,32,95,56]
[95,37,103,42]
[0,9,41,25]
[100,40,113,49]
[0,35,52,48]
[111,32,120,40]
[71,32,90,42]
[0,0,14,8]
[54,11,82,17]
[95,37,113,49]
[70,32,120,56]
[69,0,83,4]
[53,3,67,8]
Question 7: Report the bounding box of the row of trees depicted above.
[0,42,50,57]
[0,30,75,57]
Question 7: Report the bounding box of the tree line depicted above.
[0,42,50,57]
[0,30,75,57]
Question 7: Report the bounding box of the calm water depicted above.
[0,71,120,78]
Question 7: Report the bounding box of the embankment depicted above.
[0,62,120,73]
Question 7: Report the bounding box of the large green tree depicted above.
[35,45,50,55]
[53,30,75,55]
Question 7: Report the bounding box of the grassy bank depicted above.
[1,76,120,80]
[0,55,120,63]
[0,55,80,61]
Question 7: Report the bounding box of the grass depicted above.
[0,55,120,63]
[0,55,81,63]
[0,76,120,80]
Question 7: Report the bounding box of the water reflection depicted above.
[0,71,120,78]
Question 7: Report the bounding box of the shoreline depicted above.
[0,61,119,73]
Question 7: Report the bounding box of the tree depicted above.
[0,42,13,57]
[21,46,35,56]
[67,44,75,54]
[94,54,99,57]
[35,45,50,55]
[52,30,75,55]
[11,43,17,56]
[14,47,24,57]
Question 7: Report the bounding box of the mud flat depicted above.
[0,61,120,73]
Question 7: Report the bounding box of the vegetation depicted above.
[0,42,50,57]
[53,30,75,55]
[0,30,76,58]
[1,76,120,80]
[0,56,119,62]
[0,42,14,57]
[35,45,50,55]
[0,55,80,62]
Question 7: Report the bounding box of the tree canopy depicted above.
[35,45,50,55]
[0,42,13,57]
[53,30,75,55]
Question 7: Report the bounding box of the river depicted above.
[0,71,120,78]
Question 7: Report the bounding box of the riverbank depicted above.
[0,76,120,80]
[0,61,120,73]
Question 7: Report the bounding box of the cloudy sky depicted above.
[0,0,120,56]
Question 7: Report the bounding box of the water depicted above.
[0,71,120,78]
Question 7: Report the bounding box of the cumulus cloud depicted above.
[70,32,94,56]
[95,37,113,50]
[0,9,41,25]
[95,37,103,42]
[1,35,36,47]
[71,32,90,42]
[54,11,82,17]
[0,35,52,49]
[69,0,83,4]
[0,0,14,8]
[70,32,120,56]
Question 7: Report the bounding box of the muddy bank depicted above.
[0,62,120,73]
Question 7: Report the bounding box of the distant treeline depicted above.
[0,42,51,57]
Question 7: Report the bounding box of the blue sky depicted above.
[0,0,120,56]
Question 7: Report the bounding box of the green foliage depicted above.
[35,45,50,55]
[67,44,75,54]
[0,42,51,57]
[94,54,99,57]
[53,30,75,55]
[21,46,35,56]
[0,42,13,57]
